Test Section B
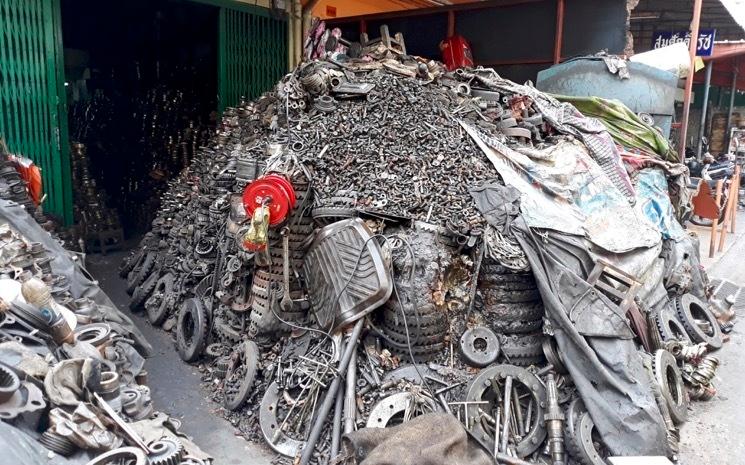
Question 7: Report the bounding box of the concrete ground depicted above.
[85,210,745,465]
[680,210,745,465]
[86,250,273,465]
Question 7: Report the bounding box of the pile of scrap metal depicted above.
[122,33,733,465]
[0,199,210,465]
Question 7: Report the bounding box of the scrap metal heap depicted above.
[123,40,734,465]
[0,201,212,464]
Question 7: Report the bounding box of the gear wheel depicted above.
[673,294,723,350]
[651,308,691,344]
[565,411,607,465]
[651,349,688,425]
[147,437,185,465]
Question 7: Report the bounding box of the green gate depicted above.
[218,4,287,113]
[0,0,71,223]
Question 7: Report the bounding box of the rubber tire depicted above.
[127,252,155,295]
[130,271,159,312]
[482,287,541,304]
[176,298,209,363]
[501,332,545,366]
[147,273,174,326]
[119,250,143,278]
[482,300,543,321]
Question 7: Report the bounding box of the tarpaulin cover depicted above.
[556,95,677,162]
[0,199,152,356]
[340,413,492,465]
[462,122,661,254]
[511,220,669,457]
[635,168,687,241]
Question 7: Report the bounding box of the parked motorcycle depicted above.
[686,149,736,226]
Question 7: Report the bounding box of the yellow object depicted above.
[242,205,270,251]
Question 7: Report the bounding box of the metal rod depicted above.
[697,63,713,159]
[677,0,704,161]
[299,319,364,465]
[553,0,565,64]
[500,376,513,453]
[343,348,357,434]
[330,344,345,459]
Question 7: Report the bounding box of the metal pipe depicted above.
[678,0,704,161]
[299,319,365,465]
[447,10,455,38]
[343,348,357,434]
[500,376,513,453]
[725,62,739,152]
[697,63,713,159]
[553,0,565,64]
[330,339,345,460]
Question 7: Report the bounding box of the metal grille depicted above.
[0,0,71,223]
[218,6,287,113]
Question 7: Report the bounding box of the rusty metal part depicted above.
[260,381,305,457]
[74,323,112,353]
[224,340,260,410]
[148,437,185,465]
[544,373,566,465]
[85,447,147,465]
[93,392,149,452]
[460,326,500,368]
[465,364,547,457]
[652,350,688,425]
[0,362,20,403]
[39,429,78,456]
[122,386,154,420]
[366,390,439,428]
[0,379,45,420]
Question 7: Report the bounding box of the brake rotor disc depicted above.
[259,381,304,457]
[465,364,547,457]
[652,349,688,425]
[366,391,439,428]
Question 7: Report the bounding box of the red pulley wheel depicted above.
[264,173,297,207]
[242,175,296,226]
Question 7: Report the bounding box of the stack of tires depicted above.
[478,259,546,366]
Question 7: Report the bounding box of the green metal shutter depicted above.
[218,5,287,113]
[0,0,71,223]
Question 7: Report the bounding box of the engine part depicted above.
[544,373,566,465]
[465,364,547,457]
[97,371,122,413]
[224,340,260,410]
[0,379,45,420]
[460,326,500,368]
[651,308,691,344]
[366,390,439,428]
[259,381,305,457]
[304,218,392,331]
[85,447,148,465]
[0,362,20,403]
[651,350,688,425]
[148,437,185,465]
[673,294,723,350]
[74,323,112,353]
[39,429,78,456]
[176,298,209,363]
[542,338,568,374]
[122,386,154,420]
